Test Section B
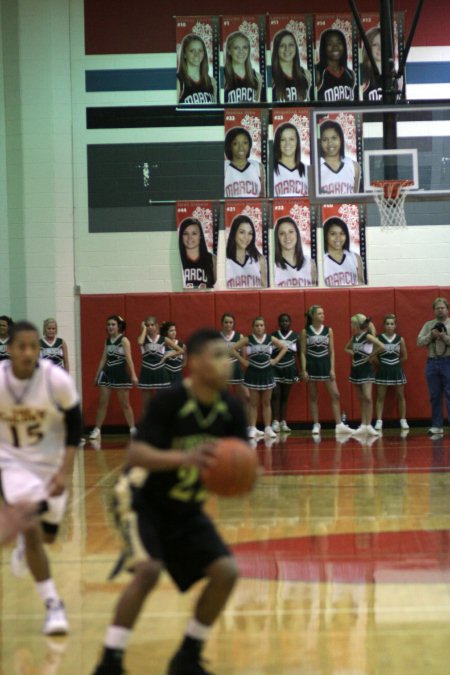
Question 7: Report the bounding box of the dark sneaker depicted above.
[167,650,215,675]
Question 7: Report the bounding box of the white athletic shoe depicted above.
[265,426,277,438]
[280,421,291,432]
[129,426,137,436]
[312,423,321,435]
[247,426,256,439]
[272,420,280,433]
[353,424,367,437]
[89,427,101,440]
[11,534,27,578]
[400,419,409,430]
[335,422,353,435]
[43,600,69,636]
[374,419,383,431]
[400,429,410,439]
[366,425,380,437]
[428,427,444,435]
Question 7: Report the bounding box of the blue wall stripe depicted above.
[85,62,450,93]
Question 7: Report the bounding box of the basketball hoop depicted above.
[371,180,414,230]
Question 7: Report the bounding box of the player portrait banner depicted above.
[313,14,358,102]
[224,200,269,290]
[221,15,266,103]
[272,199,317,288]
[176,201,219,290]
[321,203,367,288]
[272,107,310,198]
[224,108,268,199]
[175,16,219,105]
[316,111,363,196]
[360,13,405,101]
[268,14,313,103]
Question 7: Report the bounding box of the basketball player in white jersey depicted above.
[0,321,83,634]
[319,120,360,194]
[323,217,364,287]
[226,214,268,288]
[273,123,308,197]
[224,127,265,198]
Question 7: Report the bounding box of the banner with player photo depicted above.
[321,203,367,287]
[359,13,405,101]
[175,16,219,105]
[272,108,310,198]
[315,111,363,196]
[221,15,266,103]
[272,199,317,288]
[224,200,269,289]
[268,15,313,103]
[224,108,268,199]
[313,14,358,102]
[176,201,219,289]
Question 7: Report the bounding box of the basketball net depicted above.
[371,180,413,230]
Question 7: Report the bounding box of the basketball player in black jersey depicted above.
[177,34,217,104]
[315,29,357,102]
[92,328,248,675]
[361,27,382,101]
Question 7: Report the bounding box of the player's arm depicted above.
[400,337,408,362]
[270,337,288,365]
[232,336,249,367]
[417,321,435,346]
[366,333,384,356]
[164,337,184,354]
[122,336,138,385]
[128,441,214,472]
[300,329,308,379]
[344,337,354,356]
[94,345,107,383]
[329,328,336,380]
[48,403,83,496]
[62,340,69,372]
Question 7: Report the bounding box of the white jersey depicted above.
[274,163,308,197]
[320,156,357,195]
[324,251,359,287]
[274,256,313,287]
[0,359,79,474]
[226,255,262,289]
[225,160,261,198]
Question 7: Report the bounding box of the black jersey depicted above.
[317,67,356,102]
[182,254,214,289]
[272,75,307,102]
[134,384,247,515]
[177,75,215,104]
[363,75,382,101]
[40,337,65,368]
[225,71,259,103]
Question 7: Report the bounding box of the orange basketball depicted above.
[201,437,259,497]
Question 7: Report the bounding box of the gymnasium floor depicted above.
[1,429,450,675]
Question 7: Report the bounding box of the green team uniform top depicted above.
[105,335,127,368]
[133,384,247,516]
[305,325,331,380]
[272,330,299,368]
[376,333,407,385]
[221,330,244,384]
[141,335,166,369]
[0,338,10,361]
[244,334,275,390]
[98,334,132,388]
[349,331,375,383]
[40,337,64,368]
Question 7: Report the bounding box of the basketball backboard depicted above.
[310,104,450,202]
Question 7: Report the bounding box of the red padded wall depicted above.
[80,287,443,427]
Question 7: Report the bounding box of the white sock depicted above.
[36,579,60,604]
[105,625,131,650]
[185,617,211,642]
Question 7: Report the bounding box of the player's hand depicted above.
[431,329,442,340]
[141,321,147,330]
[47,470,68,497]
[131,374,139,386]
[303,371,309,382]
[329,370,336,381]
[0,503,38,545]
[186,444,217,470]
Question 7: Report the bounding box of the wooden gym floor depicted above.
[1,429,450,674]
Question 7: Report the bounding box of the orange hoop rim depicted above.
[371,179,414,199]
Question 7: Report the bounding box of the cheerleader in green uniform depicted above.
[301,305,353,436]
[40,317,69,371]
[271,313,300,433]
[345,314,384,437]
[89,315,138,440]
[220,313,249,407]
[160,321,186,385]
[375,314,408,431]
[138,316,177,410]
[234,317,287,439]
